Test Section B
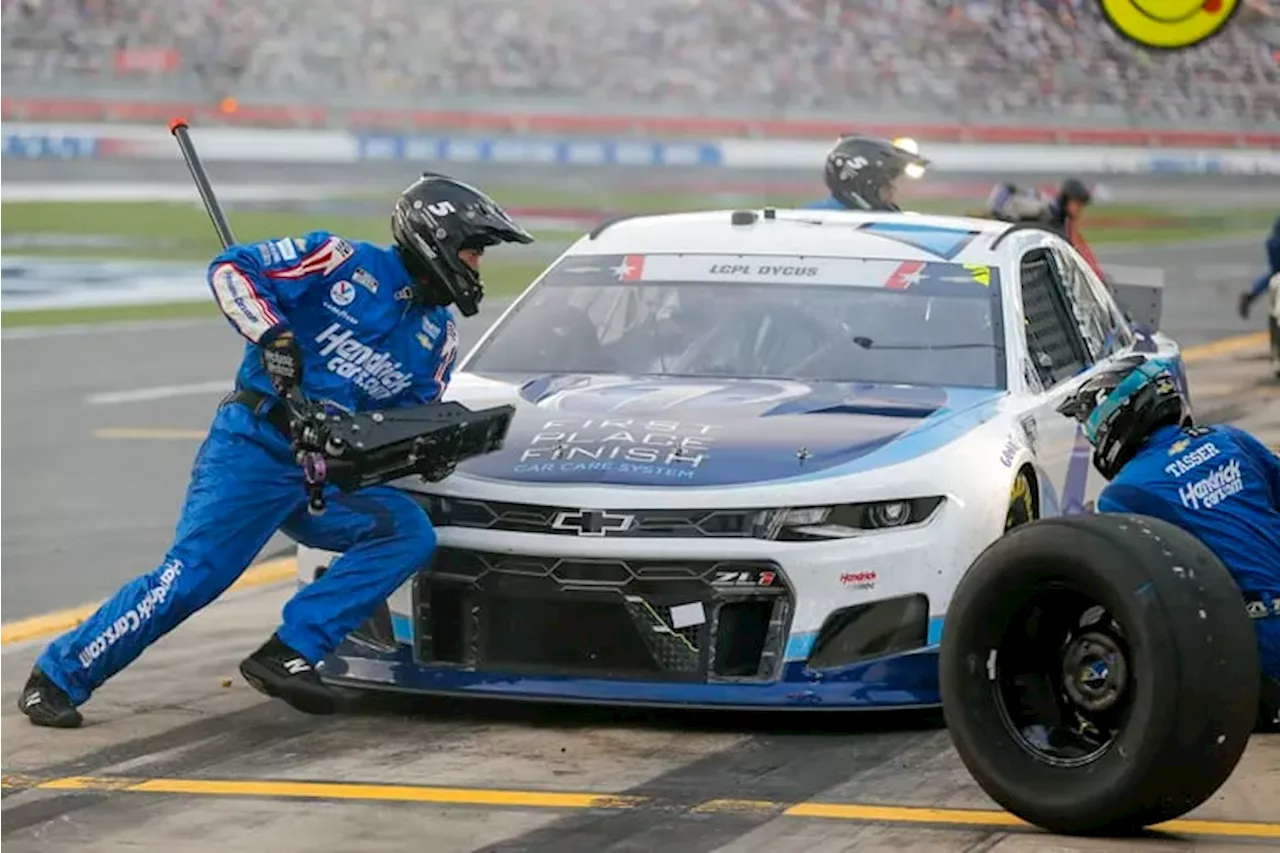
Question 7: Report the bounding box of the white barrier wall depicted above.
[4,123,1280,174]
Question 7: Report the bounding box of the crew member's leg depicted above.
[239,485,435,714]
[1239,272,1274,318]
[22,406,303,727]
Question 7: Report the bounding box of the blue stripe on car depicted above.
[760,387,1005,486]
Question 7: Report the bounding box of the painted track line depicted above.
[2,773,1278,840]
[1181,331,1268,363]
[93,427,211,440]
[86,380,229,405]
[0,556,297,647]
[1,318,220,340]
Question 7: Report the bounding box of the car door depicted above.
[1010,245,1097,516]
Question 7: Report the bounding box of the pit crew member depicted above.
[806,135,930,212]
[986,177,1103,278]
[1237,214,1280,319]
[1057,356,1280,731]
[18,173,534,728]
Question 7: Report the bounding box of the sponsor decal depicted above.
[551,509,636,536]
[323,301,360,325]
[274,238,298,262]
[417,315,444,351]
[840,570,877,590]
[314,322,413,400]
[211,265,269,329]
[1000,433,1019,467]
[78,558,183,669]
[351,267,379,293]
[514,417,719,480]
[329,280,356,306]
[1020,415,1039,453]
[263,237,299,264]
[1179,459,1243,510]
[1164,440,1220,478]
[711,569,778,587]
[395,286,416,302]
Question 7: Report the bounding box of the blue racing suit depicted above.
[1097,423,1280,704]
[37,231,457,705]
[1245,215,1280,301]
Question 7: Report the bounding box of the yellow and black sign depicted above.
[1099,0,1241,50]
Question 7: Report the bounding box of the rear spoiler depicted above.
[1105,265,1164,331]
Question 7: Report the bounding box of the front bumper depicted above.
[321,639,941,710]
[305,501,969,710]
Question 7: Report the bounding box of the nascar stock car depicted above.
[296,207,1185,710]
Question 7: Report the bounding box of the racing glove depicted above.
[261,329,303,394]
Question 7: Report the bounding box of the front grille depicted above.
[420,495,766,539]
[414,547,792,682]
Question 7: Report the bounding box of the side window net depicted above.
[1020,251,1085,386]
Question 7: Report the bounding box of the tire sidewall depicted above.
[940,521,1177,825]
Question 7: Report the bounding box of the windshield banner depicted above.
[553,254,998,296]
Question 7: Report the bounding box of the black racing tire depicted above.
[940,513,1259,836]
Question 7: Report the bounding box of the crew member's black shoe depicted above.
[18,669,84,728]
[239,634,338,715]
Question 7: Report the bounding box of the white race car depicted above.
[298,208,1185,709]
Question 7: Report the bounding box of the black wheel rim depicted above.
[992,585,1133,768]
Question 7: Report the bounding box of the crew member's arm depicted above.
[206,230,352,344]
[1068,220,1106,281]
[405,316,461,481]
[404,316,460,405]
[985,182,1016,218]
[207,230,355,392]
[1096,481,1174,521]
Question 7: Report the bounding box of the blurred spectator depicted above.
[1,0,1277,126]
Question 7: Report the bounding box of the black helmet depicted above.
[823,135,930,211]
[1056,356,1192,479]
[1059,177,1092,206]
[391,173,534,316]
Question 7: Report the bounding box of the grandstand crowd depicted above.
[3,0,1278,126]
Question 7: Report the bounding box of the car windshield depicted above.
[467,253,1005,389]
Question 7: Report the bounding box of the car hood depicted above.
[450,373,1004,487]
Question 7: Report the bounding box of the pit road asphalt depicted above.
[3,208,1279,852]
